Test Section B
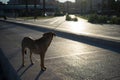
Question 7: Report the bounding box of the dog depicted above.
[21,32,56,71]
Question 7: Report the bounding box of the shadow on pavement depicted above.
[35,70,45,80]
[19,64,33,77]
[14,21,120,53]
[56,32,120,53]
[1,20,120,53]
[0,25,16,30]
[17,65,24,72]
[17,24,120,53]
[17,64,45,80]
[0,48,20,80]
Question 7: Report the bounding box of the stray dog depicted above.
[21,32,56,71]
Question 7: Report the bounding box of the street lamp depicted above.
[67,0,69,14]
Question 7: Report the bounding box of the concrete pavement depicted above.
[0,48,21,80]
[1,16,120,40]
[0,17,120,80]
[0,17,120,52]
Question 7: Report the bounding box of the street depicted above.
[0,21,120,80]
[8,16,120,40]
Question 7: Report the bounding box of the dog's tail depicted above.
[24,48,27,55]
[22,48,27,55]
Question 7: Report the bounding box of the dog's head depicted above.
[43,32,56,38]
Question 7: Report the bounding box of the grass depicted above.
[18,16,54,20]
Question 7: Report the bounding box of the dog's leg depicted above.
[40,53,46,71]
[22,48,25,67]
[30,51,34,65]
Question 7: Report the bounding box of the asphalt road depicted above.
[8,16,120,40]
[0,21,120,80]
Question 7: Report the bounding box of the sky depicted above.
[0,0,8,4]
[0,0,75,4]
[58,0,75,2]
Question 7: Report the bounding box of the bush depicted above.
[54,11,64,16]
[97,15,108,23]
[88,14,120,24]
[73,17,78,21]
[110,16,120,24]
[66,14,71,21]
[88,14,108,23]
[88,14,98,23]
[66,14,78,21]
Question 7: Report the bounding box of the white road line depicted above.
[49,18,59,24]
[33,50,107,62]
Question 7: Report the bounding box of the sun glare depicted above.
[69,21,87,34]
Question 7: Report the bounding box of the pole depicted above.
[67,0,68,14]
[43,0,46,16]
[90,0,92,13]
[25,0,28,16]
[34,0,37,19]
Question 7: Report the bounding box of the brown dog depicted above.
[21,32,56,71]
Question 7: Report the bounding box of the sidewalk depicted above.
[0,19,120,80]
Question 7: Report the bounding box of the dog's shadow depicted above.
[35,70,45,80]
[17,64,33,77]
[17,64,45,79]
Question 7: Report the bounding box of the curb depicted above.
[1,19,120,53]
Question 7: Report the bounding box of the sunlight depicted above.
[68,21,87,34]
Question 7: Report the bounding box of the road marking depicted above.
[49,19,59,24]
[33,50,106,62]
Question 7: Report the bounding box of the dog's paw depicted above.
[21,64,25,67]
[31,62,34,65]
[41,67,46,71]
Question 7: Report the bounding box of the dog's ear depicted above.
[43,32,56,37]
[43,32,48,37]
[52,32,56,36]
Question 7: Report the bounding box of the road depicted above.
[7,16,120,40]
[0,21,120,80]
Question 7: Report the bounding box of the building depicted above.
[8,0,56,5]
[4,0,57,16]
[75,0,109,14]
[57,1,76,14]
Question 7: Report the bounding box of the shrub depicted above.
[97,15,108,23]
[88,14,119,24]
[66,14,78,21]
[88,14,98,23]
[66,14,71,21]
[110,16,120,24]
[54,11,64,16]
[73,17,78,21]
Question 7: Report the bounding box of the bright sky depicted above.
[58,0,75,2]
[0,0,8,4]
[0,0,75,4]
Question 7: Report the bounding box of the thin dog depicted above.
[21,32,56,71]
